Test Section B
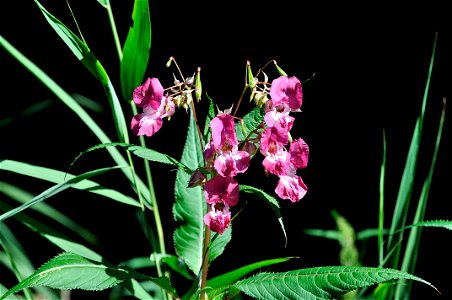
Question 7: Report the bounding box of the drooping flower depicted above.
[270,76,303,111]
[131,78,175,137]
[132,77,165,109]
[262,150,291,176]
[289,138,309,169]
[204,176,239,207]
[275,173,308,202]
[210,114,238,152]
[214,147,250,177]
[204,203,231,234]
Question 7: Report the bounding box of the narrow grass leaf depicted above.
[120,0,151,100]
[0,180,98,244]
[0,166,123,223]
[234,266,437,300]
[397,98,446,300]
[34,0,129,144]
[387,33,437,254]
[207,257,295,289]
[0,160,139,208]
[173,108,205,275]
[0,36,152,208]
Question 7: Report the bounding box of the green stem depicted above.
[106,1,123,61]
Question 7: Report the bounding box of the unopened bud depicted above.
[253,91,268,108]
[166,57,174,67]
[247,61,256,89]
[195,67,202,101]
[273,60,288,76]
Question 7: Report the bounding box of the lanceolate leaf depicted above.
[209,226,232,264]
[234,266,437,300]
[409,219,452,231]
[0,166,123,223]
[173,108,206,275]
[207,257,295,289]
[0,36,151,208]
[34,0,129,144]
[0,160,139,208]
[69,142,192,174]
[120,0,151,100]
[0,252,177,300]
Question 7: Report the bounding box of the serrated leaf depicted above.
[235,106,265,142]
[120,0,151,100]
[0,252,177,300]
[408,219,452,231]
[239,185,287,245]
[0,166,123,223]
[208,225,232,264]
[234,266,437,300]
[207,257,294,289]
[203,94,216,144]
[173,107,206,275]
[70,142,192,174]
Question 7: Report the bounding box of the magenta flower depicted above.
[289,138,309,169]
[204,203,231,235]
[262,150,291,176]
[214,148,250,177]
[210,114,238,151]
[259,126,288,156]
[270,76,303,111]
[132,77,164,109]
[131,96,175,137]
[204,176,239,207]
[131,78,175,137]
[275,174,308,202]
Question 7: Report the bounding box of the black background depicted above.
[1,1,451,299]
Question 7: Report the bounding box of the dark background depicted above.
[1,1,451,299]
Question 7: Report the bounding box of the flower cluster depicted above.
[259,76,309,202]
[202,112,251,234]
[131,64,309,235]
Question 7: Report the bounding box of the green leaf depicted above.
[203,94,216,144]
[207,257,294,289]
[409,219,452,231]
[120,0,151,101]
[173,107,206,275]
[0,34,151,208]
[209,226,232,264]
[34,0,129,144]
[0,160,139,208]
[239,185,287,245]
[0,252,177,300]
[0,166,123,223]
[235,106,265,142]
[70,142,192,174]
[234,266,437,300]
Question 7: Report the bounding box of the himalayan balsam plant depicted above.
[0,1,448,300]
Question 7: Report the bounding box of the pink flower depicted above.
[290,138,309,169]
[204,203,231,235]
[132,77,164,109]
[262,150,291,176]
[214,148,250,177]
[270,76,303,111]
[275,174,307,202]
[210,114,238,152]
[259,126,288,156]
[264,110,295,136]
[204,176,239,207]
[131,96,175,137]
